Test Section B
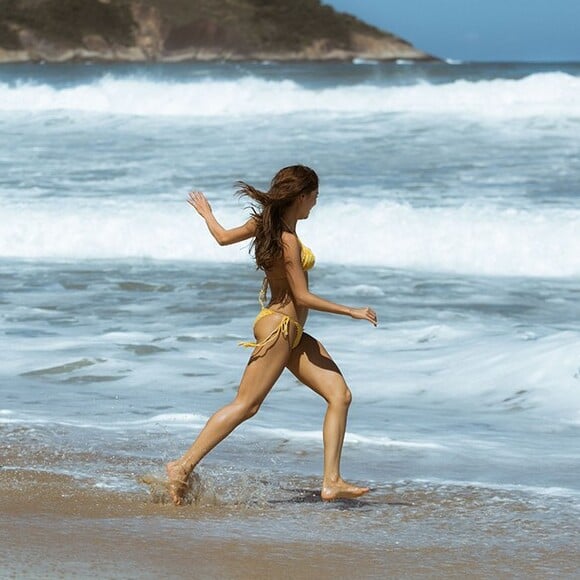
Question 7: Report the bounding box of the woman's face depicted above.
[298,189,319,219]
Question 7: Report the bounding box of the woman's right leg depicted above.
[166,316,294,504]
[286,333,370,500]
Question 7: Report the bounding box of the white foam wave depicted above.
[365,329,580,419]
[0,410,207,430]
[252,426,443,449]
[3,199,579,277]
[411,478,580,500]
[353,57,379,65]
[0,72,579,117]
[336,284,385,297]
[308,201,580,276]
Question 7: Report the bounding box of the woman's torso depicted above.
[261,237,315,326]
[263,268,309,326]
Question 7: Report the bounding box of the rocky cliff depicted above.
[0,0,436,63]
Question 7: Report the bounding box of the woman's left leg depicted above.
[165,314,296,505]
[286,332,370,500]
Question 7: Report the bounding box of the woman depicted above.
[166,165,377,505]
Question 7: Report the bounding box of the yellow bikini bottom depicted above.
[239,308,303,351]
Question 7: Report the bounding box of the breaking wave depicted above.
[0,72,579,118]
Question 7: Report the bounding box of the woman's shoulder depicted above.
[281,230,300,247]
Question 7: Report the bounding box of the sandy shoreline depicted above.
[2,467,579,579]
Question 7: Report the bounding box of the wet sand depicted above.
[2,464,579,580]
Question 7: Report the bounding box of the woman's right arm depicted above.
[282,232,377,326]
[188,191,256,246]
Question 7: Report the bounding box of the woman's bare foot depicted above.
[321,478,370,501]
[165,460,190,506]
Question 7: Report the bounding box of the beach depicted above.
[1,60,580,577]
[3,456,579,578]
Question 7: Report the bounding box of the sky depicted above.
[323,0,580,62]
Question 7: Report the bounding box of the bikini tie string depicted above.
[239,315,290,350]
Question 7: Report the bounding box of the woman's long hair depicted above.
[236,165,318,270]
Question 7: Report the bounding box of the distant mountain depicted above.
[0,0,437,63]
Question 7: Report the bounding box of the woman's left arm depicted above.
[188,191,256,246]
[282,233,377,326]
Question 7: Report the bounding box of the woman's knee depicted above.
[344,386,352,406]
[328,381,352,407]
[233,399,261,421]
[341,386,352,407]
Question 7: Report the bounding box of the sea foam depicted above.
[0,72,579,118]
[0,410,208,430]
[2,200,579,277]
[251,426,444,449]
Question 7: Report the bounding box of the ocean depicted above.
[1,60,579,578]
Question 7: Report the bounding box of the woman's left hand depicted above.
[349,306,378,327]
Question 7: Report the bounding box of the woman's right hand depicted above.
[187,191,213,220]
[349,306,378,327]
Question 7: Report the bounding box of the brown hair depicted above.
[236,165,318,270]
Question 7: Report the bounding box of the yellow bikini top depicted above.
[258,238,315,308]
[300,240,315,271]
[280,221,315,271]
